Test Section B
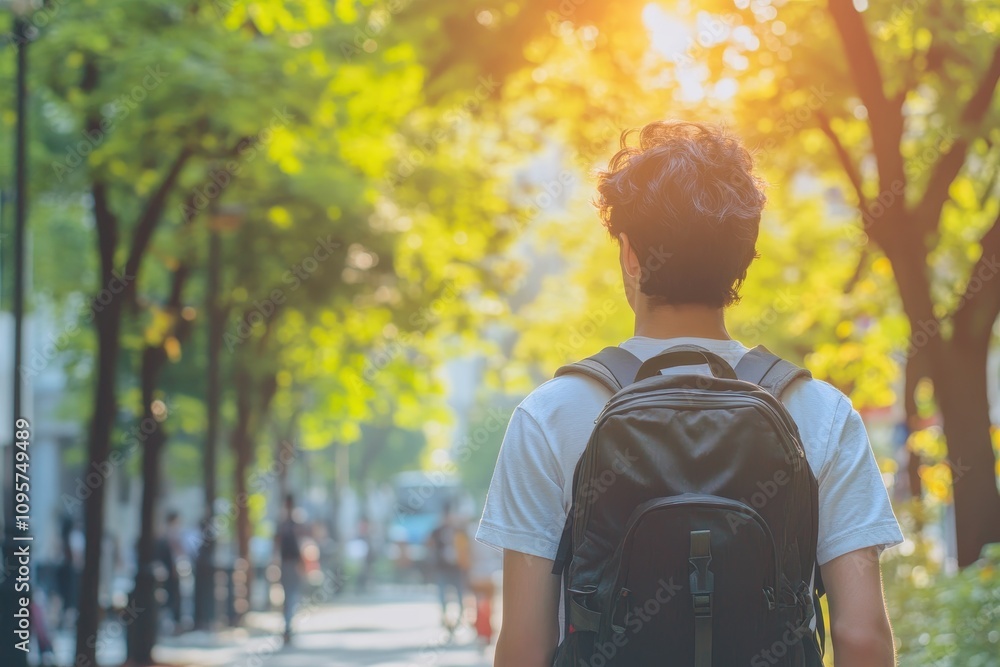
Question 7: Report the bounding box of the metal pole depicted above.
[3,14,31,667]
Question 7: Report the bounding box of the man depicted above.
[154,510,183,631]
[477,121,902,666]
[427,500,470,634]
[274,494,303,645]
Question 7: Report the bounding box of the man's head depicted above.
[596,121,766,311]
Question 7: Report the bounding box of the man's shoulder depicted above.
[517,372,612,426]
[782,374,852,421]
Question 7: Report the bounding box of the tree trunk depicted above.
[75,297,122,667]
[935,339,1000,565]
[230,372,253,623]
[127,344,168,665]
[194,255,224,629]
[357,424,390,485]
[889,247,1000,565]
[127,258,195,661]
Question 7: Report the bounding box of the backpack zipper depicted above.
[594,390,805,463]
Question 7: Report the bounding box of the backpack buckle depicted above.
[691,591,713,617]
[688,530,714,617]
[764,586,777,611]
[610,587,631,634]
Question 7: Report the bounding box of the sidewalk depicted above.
[46,585,496,667]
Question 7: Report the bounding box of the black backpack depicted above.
[551,344,826,667]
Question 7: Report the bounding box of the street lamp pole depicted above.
[3,8,32,667]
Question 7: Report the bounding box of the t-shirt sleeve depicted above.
[815,397,904,565]
[476,406,566,560]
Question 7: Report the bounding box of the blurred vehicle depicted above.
[386,471,469,580]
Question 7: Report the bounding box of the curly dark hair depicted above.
[596,121,766,307]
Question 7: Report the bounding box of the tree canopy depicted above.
[2,0,999,663]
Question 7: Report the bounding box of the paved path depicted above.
[46,587,496,667]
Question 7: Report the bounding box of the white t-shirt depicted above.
[477,336,903,569]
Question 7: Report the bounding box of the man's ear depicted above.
[619,233,642,279]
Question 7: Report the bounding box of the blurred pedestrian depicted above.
[274,494,304,645]
[154,510,184,631]
[467,517,501,648]
[31,588,56,665]
[427,500,469,634]
[55,514,83,629]
[354,515,376,593]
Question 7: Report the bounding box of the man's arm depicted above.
[821,547,896,666]
[494,550,561,667]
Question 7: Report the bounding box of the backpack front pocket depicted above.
[593,494,782,666]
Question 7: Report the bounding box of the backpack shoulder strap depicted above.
[734,345,812,399]
[553,346,643,393]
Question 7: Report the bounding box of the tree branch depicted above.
[827,0,906,199]
[91,181,119,282]
[979,145,1000,209]
[166,264,190,308]
[892,46,922,107]
[82,57,118,284]
[917,44,1000,233]
[951,209,1000,343]
[843,247,870,295]
[817,111,870,212]
[124,146,195,292]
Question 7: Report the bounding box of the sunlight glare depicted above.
[642,4,692,61]
[643,3,746,104]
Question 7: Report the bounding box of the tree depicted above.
[467,0,1000,567]
[127,244,197,662]
[822,0,1000,566]
[24,2,350,660]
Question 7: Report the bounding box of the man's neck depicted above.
[633,302,731,341]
